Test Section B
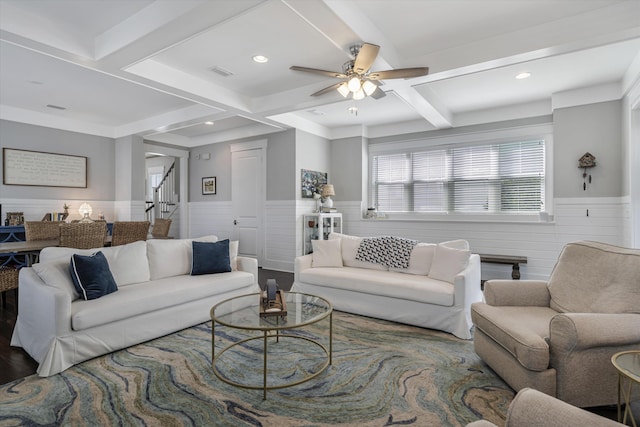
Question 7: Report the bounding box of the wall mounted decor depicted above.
[202,176,217,195]
[301,169,327,198]
[578,152,596,191]
[3,148,87,188]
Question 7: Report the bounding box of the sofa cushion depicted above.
[389,243,436,275]
[191,240,232,275]
[548,241,640,314]
[39,240,150,287]
[311,239,343,268]
[147,235,218,280]
[440,239,470,250]
[69,251,118,300]
[329,232,388,271]
[70,271,255,331]
[428,244,470,283]
[32,259,80,300]
[299,267,454,306]
[471,303,557,371]
[230,240,239,271]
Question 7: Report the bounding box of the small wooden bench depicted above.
[479,254,528,280]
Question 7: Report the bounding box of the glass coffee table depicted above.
[611,350,640,427]
[210,292,332,399]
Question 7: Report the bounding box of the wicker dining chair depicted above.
[24,221,63,241]
[151,218,172,238]
[111,221,150,246]
[0,265,19,309]
[59,222,108,249]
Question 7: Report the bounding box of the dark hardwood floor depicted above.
[0,269,634,424]
[0,268,294,385]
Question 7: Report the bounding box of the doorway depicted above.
[231,140,266,265]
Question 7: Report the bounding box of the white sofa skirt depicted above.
[11,268,260,377]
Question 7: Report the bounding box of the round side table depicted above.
[611,350,640,427]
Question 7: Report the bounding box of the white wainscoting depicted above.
[334,197,629,281]
[113,200,146,222]
[0,198,115,222]
[263,200,298,272]
[189,201,233,240]
[189,200,301,272]
[188,197,628,278]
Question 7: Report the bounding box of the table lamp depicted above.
[78,203,93,223]
[322,184,335,209]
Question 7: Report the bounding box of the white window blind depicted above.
[372,139,545,214]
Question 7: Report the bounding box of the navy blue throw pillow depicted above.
[191,240,232,275]
[69,251,118,300]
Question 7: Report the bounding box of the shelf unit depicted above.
[302,213,342,255]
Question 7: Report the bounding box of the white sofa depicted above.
[11,236,260,377]
[292,233,482,339]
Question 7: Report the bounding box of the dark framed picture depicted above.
[301,169,327,198]
[202,177,217,195]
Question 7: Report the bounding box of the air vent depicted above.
[210,66,234,77]
[46,104,67,110]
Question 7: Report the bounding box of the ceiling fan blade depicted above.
[311,82,343,97]
[368,67,429,80]
[353,43,380,74]
[290,66,346,79]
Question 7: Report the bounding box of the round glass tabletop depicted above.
[612,351,640,383]
[211,292,332,330]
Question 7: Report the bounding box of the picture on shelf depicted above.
[301,169,327,198]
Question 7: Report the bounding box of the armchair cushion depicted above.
[548,241,640,314]
[471,304,558,371]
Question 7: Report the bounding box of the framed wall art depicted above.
[301,169,327,198]
[202,176,217,195]
[3,148,87,188]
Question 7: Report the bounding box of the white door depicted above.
[231,147,264,264]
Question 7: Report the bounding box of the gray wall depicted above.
[268,129,295,200]
[0,120,115,200]
[331,136,366,202]
[188,129,296,202]
[553,100,622,197]
[295,130,330,200]
[115,135,145,201]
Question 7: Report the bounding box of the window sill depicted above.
[362,212,555,224]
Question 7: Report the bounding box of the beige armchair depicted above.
[471,241,640,408]
[467,388,624,427]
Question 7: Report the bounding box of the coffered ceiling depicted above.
[0,0,639,147]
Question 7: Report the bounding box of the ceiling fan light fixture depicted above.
[352,88,365,100]
[347,76,362,92]
[362,80,377,96]
[337,82,350,97]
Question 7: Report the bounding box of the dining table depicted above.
[0,236,113,267]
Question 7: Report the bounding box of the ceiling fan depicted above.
[290,43,429,100]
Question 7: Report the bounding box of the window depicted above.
[371,139,545,214]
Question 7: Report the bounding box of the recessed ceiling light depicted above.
[516,72,531,80]
[204,121,214,125]
[307,109,325,116]
[252,55,268,63]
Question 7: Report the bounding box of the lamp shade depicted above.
[78,203,92,217]
[321,184,335,197]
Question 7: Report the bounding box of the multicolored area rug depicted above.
[0,312,513,426]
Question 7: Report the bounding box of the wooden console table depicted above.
[479,254,528,280]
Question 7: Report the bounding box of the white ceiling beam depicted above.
[320,0,452,129]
